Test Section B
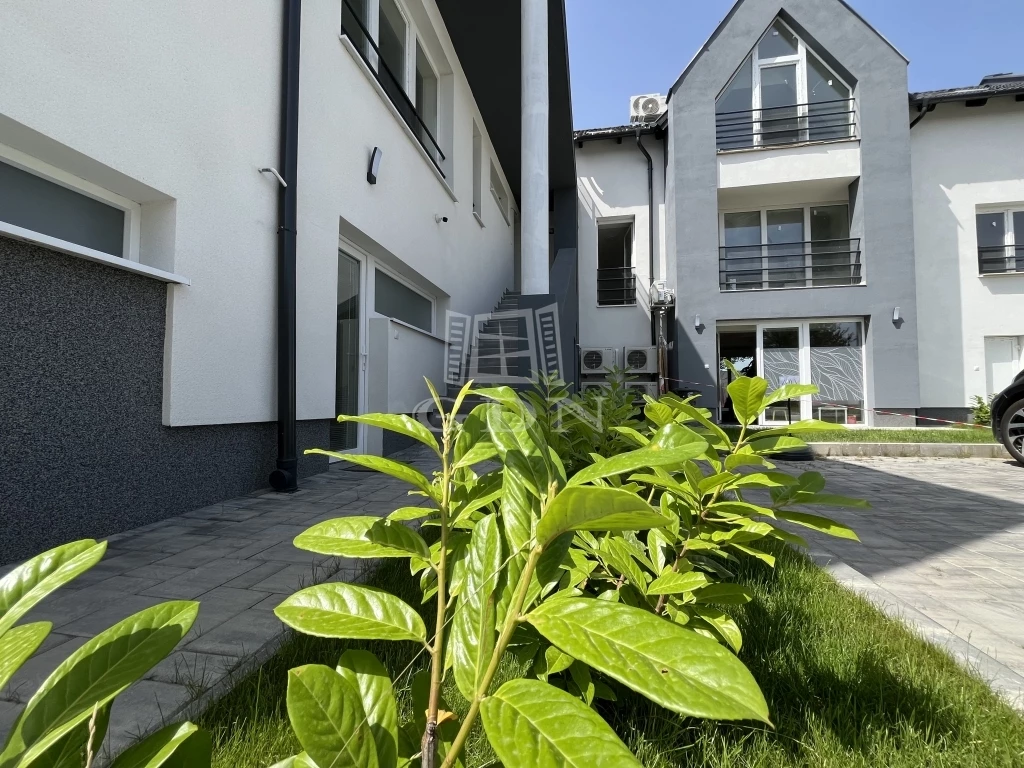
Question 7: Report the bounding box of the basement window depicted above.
[375,267,434,332]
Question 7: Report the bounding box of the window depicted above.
[716,18,854,150]
[341,0,370,60]
[596,220,635,306]
[415,43,439,164]
[977,208,1023,274]
[489,161,509,224]
[0,157,133,259]
[375,268,433,332]
[719,204,860,290]
[471,122,483,219]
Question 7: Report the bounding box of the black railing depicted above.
[978,245,1022,275]
[597,267,636,306]
[340,0,446,175]
[716,98,856,151]
[719,238,862,290]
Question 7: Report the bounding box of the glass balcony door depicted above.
[331,250,366,453]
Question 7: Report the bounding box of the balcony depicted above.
[719,238,862,291]
[341,0,446,175]
[979,245,1022,275]
[716,99,856,152]
[597,267,636,306]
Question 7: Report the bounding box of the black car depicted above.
[992,369,1024,465]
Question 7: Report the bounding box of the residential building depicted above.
[575,0,1024,427]
[0,0,577,564]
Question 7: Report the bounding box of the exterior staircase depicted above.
[445,288,529,403]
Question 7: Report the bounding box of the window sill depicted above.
[385,316,447,344]
[473,210,485,228]
[0,221,189,285]
[719,282,865,293]
[596,303,639,309]
[338,35,457,204]
[978,270,1023,278]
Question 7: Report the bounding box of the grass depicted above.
[202,547,1024,768]
[724,427,997,444]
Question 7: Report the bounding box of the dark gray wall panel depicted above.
[0,237,329,565]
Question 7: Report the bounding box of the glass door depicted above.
[331,251,363,452]
[758,325,803,424]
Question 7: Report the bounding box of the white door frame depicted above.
[336,238,371,455]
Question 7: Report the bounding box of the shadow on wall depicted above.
[0,238,329,566]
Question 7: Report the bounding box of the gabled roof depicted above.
[666,0,907,100]
[910,74,1024,107]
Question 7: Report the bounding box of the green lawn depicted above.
[202,544,1024,767]
[724,427,997,444]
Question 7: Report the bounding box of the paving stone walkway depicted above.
[3,450,1023,758]
[795,456,1024,710]
[0,445,439,759]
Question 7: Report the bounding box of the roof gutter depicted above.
[270,0,301,493]
[909,98,932,129]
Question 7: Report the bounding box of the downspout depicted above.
[270,0,301,493]
[909,99,932,129]
[635,127,655,345]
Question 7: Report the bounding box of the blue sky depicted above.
[566,0,1024,129]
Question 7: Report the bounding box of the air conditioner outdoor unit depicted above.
[626,382,660,400]
[630,94,667,124]
[623,346,658,374]
[651,280,676,306]
[580,347,617,373]
[580,381,612,394]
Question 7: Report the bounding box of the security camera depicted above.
[434,214,449,224]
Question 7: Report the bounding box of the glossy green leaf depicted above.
[663,399,732,447]
[534,645,575,680]
[761,383,817,409]
[610,426,649,447]
[487,407,549,494]
[336,651,399,768]
[275,583,426,645]
[745,435,807,453]
[527,598,769,723]
[410,671,462,768]
[294,517,429,559]
[732,472,799,489]
[725,453,774,471]
[267,755,316,768]
[569,436,707,487]
[729,543,776,567]
[453,441,500,469]
[109,721,211,768]
[29,701,110,768]
[0,601,198,766]
[599,538,649,594]
[475,386,527,415]
[692,583,754,605]
[647,571,710,595]
[480,679,642,768]
[690,606,744,653]
[728,378,768,427]
[568,661,596,705]
[0,622,50,691]
[305,451,437,499]
[535,487,668,547]
[337,413,438,453]
[387,506,437,522]
[450,515,502,701]
[287,665,378,768]
[774,510,860,540]
[0,540,107,636]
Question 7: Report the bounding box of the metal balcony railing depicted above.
[716,98,856,151]
[597,267,636,306]
[719,238,862,290]
[978,245,1022,275]
[341,0,446,175]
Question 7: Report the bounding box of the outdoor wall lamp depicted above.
[892,307,904,329]
[367,147,383,184]
[695,314,705,334]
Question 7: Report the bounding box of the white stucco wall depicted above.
[0,0,517,427]
[576,137,667,355]
[911,98,1024,408]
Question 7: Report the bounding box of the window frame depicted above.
[489,160,510,226]
[718,18,854,149]
[471,121,484,223]
[595,215,637,308]
[0,142,141,263]
[373,261,436,335]
[976,204,1023,275]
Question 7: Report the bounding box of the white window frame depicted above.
[489,160,510,226]
[749,318,868,425]
[413,36,442,158]
[976,204,1023,275]
[724,18,854,147]
[719,202,855,289]
[373,261,436,335]
[471,121,484,224]
[0,142,141,263]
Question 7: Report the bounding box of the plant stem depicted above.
[423,415,454,768]
[441,545,544,768]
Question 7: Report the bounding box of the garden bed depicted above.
[200,544,1024,768]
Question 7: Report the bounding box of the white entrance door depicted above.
[986,336,1023,397]
[331,249,366,453]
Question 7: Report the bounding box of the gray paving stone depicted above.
[144,650,239,688]
[58,593,168,638]
[151,542,257,569]
[0,700,21,741]
[186,587,270,641]
[222,560,291,589]
[2,636,89,703]
[140,559,264,599]
[104,680,192,757]
[248,563,336,595]
[184,609,287,658]
[246,542,330,565]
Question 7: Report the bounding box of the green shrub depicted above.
[273,373,863,767]
[0,541,211,768]
[971,394,993,426]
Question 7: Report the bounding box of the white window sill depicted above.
[473,210,485,228]
[720,282,866,293]
[386,316,448,344]
[338,35,457,204]
[0,221,189,284]
[978,270,1022,278]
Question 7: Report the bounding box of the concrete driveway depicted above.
[797,456,1024,709]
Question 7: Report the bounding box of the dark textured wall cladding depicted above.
[0,237,329,565]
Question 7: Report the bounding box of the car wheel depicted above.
[1000,397,1024,466]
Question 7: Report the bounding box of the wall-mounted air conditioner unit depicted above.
[580,347,617,373]
[580,381,611,395]
[629,94,667,124]
[623,346,658,374]
[626,382,660,400]
[651,281,676,306]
